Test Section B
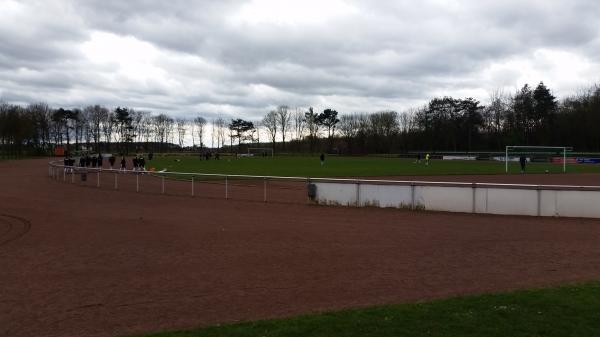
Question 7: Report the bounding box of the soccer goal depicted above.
[505,146,572,173]
[247,147,274,157]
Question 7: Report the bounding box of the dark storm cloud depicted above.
[1,0,599,120]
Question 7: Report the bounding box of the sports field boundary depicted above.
[48,161,600,218]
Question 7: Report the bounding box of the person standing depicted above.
[120,156,126,171]
[91,155,97,168]
[425,153,430,166]
[97,154,103,169]
[109,156,116,169]
[519,155,526,173]
[320,153,325,166]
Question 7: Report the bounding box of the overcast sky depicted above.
[1,0,599,120]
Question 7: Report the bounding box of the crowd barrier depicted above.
[48,161,600,218]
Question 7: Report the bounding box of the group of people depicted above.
[200,151,220,160]
[61,153,155,172]
[129,155,147,171]
[415,153,431,165]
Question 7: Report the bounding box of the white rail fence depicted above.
[48,161,600,218]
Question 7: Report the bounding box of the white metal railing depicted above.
[47,161,600,206]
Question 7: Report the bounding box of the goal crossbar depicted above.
[505,146,571,173]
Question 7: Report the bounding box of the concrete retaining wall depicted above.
[312,180,600,218]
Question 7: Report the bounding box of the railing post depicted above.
[264,177,267,202]
[537,186,541,216]
[191,176,195,197]
[472,183,476,213]
[411,182,416,210]
[225,176,228,199]
[356,179,360,207]
[307,177,310,204]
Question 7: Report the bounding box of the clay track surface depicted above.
[2,159,600,337]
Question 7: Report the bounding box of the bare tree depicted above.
[152,114,174,151]
[292,107,306,141]
[101,110,116,152]
[304,107,320,152]
[216,117,226,150]
[339,114,360,140]
[262,110,278,150]
[176,118,188,149]
[276,105,291,150]
[193,116,206,149]
[84,105,108,152]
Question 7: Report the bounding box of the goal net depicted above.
[505,146,572,173]
[247,147,274,157]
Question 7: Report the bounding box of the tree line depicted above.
[1,82,599,157]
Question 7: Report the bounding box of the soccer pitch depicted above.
[148,155,600,177]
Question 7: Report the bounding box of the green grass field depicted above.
[148,155,600,177]
[132,282,600,337]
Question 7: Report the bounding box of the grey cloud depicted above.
[1,0,599,119]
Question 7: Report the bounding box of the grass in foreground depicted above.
[133,282,600,337]
[149,155,600,177]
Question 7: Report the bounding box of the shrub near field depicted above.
[147,155,600,178]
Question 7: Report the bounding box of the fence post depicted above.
[191,176,194,197]
[307,177,310,204]
[264,177,267,202]
[537,187,541,216]
[225,176,228,199]
[411,182,416,210]
[356,179,360,207]
[472,183,476,213]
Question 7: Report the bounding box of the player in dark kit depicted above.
[120,156,126,171]
[320,153,325,166]
[91,156,97,168]
[519,155,527,173]
[97,154,103,169]
[109,156,115,169]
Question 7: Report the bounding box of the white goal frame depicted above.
[248,147,274,157]
[505,146,570,173]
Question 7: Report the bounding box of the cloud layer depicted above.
[1,0,599,120]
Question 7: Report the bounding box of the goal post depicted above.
[505,146,571,173]
[247,147,274,157]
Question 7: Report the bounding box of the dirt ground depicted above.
[2,158,600,337]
